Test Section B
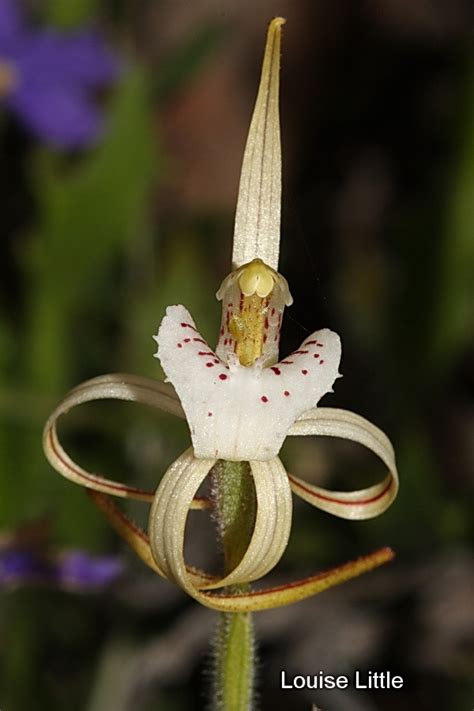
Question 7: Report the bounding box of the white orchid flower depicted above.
[43,18,398,612]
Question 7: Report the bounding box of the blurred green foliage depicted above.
[432,66,474,366]
[1,69,154,551]
[46,0,99,27]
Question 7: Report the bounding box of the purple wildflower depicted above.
[58,550,124,590]
[0,528,124,591]
[0,0,118,148]
[0,548,55,583]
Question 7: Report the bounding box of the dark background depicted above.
[0,1,472,709]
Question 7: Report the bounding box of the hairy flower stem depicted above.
[211,460,257,710]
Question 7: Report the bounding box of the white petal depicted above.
[155,305,341,460]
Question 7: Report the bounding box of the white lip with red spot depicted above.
[154,304,342,461]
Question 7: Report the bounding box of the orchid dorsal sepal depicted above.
[232,17,285,271]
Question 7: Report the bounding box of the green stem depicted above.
[211,460,257,711]
[213,611,255,711]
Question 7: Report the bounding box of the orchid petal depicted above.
[155,306,341,460]
[287,408,398,519]
[68,372,184,418]
[232,18,285,271]
[197,547,395,612]
[43,373,188,501]
[148,449,292,597]
[87,491,214,587]
[91,491,392,612]
[88,490,165,577]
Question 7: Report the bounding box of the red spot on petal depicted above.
[213,359,219,364]
[193,338,206,344]
[271,308,275,317]
[316,342,324,347]
[219,374,228,380]
[281,360,294,365]
[313,353,320,358]
[263,334,267,343]
[264,317,269,329]
[184,338,191,343]
[224,338,228,346]
[301,369,308,375]
[320,360,325,365]
[294,350,309,355]
[305,340,317,345]
[261,395,268,403]
[206,363,214,368]
[177,343,183,348]
[271,367,281,375]
[198,351,214,356]
[208,412,213,417]
[284,390,290,396]
[220,327,224,335]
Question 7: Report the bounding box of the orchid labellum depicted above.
[43,18,398,612]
